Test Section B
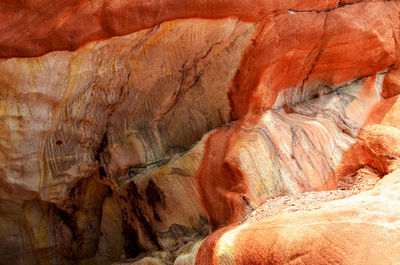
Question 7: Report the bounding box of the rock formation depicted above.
[0,0,400,264]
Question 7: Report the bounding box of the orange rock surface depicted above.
[0,0,341,58]
[197,170,400,265]
[0,0,400,264]
[196,81,400,265]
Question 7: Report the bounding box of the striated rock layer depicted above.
[1,0,400,264]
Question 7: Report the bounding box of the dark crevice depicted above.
[54,207,79,241]
[240,195,255,213]
[124,181,162,250]
[128,158,170,178]
[122,221,143,258]
[95,133,108,179]
[145,179,166,222]
[49,178,109,261]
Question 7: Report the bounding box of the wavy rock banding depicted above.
[1,0,400,265]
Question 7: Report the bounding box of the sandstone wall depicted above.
[1,1,400,264]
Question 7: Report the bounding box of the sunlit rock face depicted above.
[1,0,400,264]
[0,17,253,264]
[197,169,400,265]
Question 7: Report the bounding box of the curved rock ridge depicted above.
[0,0,360,58]
[194,92,400,265]
[0,0,400,264]
[197,74,386,231]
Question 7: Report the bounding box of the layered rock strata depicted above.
[1,0,400,264]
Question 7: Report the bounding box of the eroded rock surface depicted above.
[197,170,400,265]
[1,0,400,264]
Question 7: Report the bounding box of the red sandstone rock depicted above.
[0,0,341,58]
[196,170,400,265]
[0,0,400,264]
[383,69,400,98]
[195,67,400,265]
[231,1,398,119]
